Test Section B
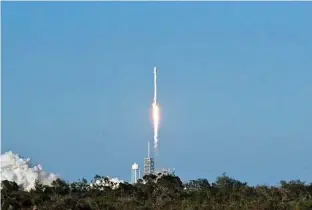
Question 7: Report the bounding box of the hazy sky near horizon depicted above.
[2,2,312,185]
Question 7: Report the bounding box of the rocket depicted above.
[153,66,157,104]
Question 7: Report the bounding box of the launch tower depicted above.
[144,141,155,176]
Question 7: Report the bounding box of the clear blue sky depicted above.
[2,2,312,186]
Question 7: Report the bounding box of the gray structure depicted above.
[156,168,175,176]
[144,141,155,176]
[144,157,155,175]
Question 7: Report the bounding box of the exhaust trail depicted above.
[152,67,160,153]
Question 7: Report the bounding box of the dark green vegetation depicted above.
[2,173,312,210]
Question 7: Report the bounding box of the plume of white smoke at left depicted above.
[0,151,123,191]
[0,151,58,191]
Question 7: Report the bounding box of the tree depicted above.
[51,178,70,196]
[2,173,312,210]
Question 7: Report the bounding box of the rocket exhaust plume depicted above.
[152,67,160,153]
[0,151,58,191]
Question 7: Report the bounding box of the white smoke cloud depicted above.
[0,151,58,191]
[90,177,124,190]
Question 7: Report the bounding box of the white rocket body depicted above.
[153,67,157,104]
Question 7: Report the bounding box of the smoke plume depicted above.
[0,151,58,191]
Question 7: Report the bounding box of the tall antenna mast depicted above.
[148,141,150,158]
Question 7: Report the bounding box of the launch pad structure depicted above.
[143,141,155,176]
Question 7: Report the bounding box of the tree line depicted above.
[2,173,312,210]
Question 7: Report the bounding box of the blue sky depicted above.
[2,2,312,185]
